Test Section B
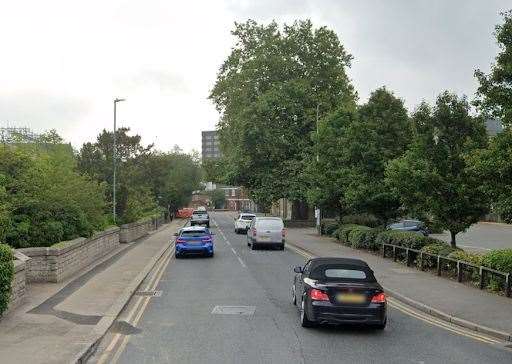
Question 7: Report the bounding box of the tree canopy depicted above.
[209,19,356,210]
[386,92,489,247]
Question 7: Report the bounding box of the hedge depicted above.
[482,249,512,273]
[321,220,339,236]
[420,243,460,257]
[375,230,441,250]
[0,243,14,316]
[341,214,380,228]
[447,250,483,266]
[335,224,366,244]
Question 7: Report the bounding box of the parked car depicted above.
[246,217,285,250]
[234,213,256,234]
[190,210,210,228]
[387,219,430,236]
[291,257,387,329]
[174,226,214,258]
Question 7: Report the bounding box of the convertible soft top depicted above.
[307,257,376,282]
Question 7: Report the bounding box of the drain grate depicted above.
[135,290,162,297]
[211,306,256,315]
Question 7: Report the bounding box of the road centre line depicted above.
[285,242,502,345]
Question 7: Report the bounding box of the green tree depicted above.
[475,10,512,126]
[0,145,107,248]
[469,129,512,222]
[344,88,411,222]
[209,19,356,216]
[386,92,488,247]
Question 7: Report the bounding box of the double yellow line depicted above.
[286,243,501,345]
[97,243,175,364]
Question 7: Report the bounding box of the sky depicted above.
[0,0,509,153]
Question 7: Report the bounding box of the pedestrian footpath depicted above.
[0,219,183,364]
[286,228,512,340]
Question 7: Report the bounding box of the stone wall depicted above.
[8,257,27,311]
[18,227,120,283]
[119,219,154,243]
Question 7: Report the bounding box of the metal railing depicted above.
[381,243,511,298]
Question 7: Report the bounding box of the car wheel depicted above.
[300,299,314,328]
[175,253,181,259]
[279,243,285,250]
[251,242,257,250]
[291,284,297,306]
[208,252,214,258]
[235,228,239,234]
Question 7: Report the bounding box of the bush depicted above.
[347,226,373,249]
[447,250,483,266]
[0,243,14,316]
[335,224,365,244]
[321,220,339,236]
[375,230,441,250]
[420,243,459,257]
[341,214,380,228]
[482,249,512,273]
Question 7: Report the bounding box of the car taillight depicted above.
[282,228,286,237]
[309,289,329,301]
[371,292,386,303]
[176,238,186,244]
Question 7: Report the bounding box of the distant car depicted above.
[246,217,285,250]
[292,257,387,329]
[234,213,256,234]
[387,219,429,236]
[174,226,214,258]
[190,210,210,228]
[197,206,207,212]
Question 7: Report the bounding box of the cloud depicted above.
[0,91,91,135]
[116,70,190,94]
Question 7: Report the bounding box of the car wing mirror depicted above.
[293,266,303,274]
[173,232,179,236]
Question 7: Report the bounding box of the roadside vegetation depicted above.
[0,128,201,249]
[210,12,512,249]
[0,243,14,316]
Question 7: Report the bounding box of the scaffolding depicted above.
[0,126,41,144]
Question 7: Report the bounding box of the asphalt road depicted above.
[92,211,512,364]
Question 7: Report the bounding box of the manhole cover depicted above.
[211,306,256,315]
[135,290,162,297]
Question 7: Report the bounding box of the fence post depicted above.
[419,252,424,271]
[437,256,441,276]
[381,244,386,258]
[506,273,511,298]
[479,267,485,290]
[406,249,412,267]
[393,246,397,262]
[457,261,463,283]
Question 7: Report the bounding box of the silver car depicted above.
[247,217,286,250]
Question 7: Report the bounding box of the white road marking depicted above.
[213,216,247,269]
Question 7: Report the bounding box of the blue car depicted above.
[174,226,214,258]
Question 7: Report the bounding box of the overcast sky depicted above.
[0,1,509,152]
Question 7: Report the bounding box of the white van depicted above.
[246,217,285,250]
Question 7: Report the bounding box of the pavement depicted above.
[0,219,184,364]
[89,211,512,364]
[285,227,512,338]
[431,222,512,251]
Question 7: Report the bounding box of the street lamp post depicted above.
[113,98,125,223]
[315,103,321,234]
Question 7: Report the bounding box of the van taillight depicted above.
[251,228,256,236]
[282,228,286,237]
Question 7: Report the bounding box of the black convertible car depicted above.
[291,257,387,329]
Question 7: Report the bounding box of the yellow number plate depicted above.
[336,293,366,304]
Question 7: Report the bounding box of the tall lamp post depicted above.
[315,103,321,234]
[113,98,125,223]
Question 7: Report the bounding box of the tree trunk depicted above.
[449,230,457,248]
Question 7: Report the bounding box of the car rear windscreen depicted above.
[311,264,376,282]
[181,230,208,237]
[241,215,255,220]
[324,269,367,279]
[256,219,283,229]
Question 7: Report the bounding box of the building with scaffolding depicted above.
[0,126,41,144]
